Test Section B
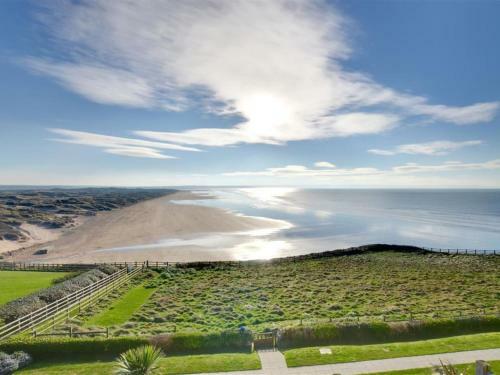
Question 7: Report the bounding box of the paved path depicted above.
[200,348,500,375]
[257,350,288,372]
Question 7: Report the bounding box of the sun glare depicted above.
[239,93,292,136]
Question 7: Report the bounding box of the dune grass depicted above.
[0,271,71,306]
[284,332,500,367]
[17,352,261,374]
[123,251,499,334]
[366,360,500,375]
[85,284,156,327]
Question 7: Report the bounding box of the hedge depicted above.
[277,316,500,348]
[0,331,252,361]
[0,337,148,361]
[150,331,253,354]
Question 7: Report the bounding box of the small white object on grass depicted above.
[319,348,332,355]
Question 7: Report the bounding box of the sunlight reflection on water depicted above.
[94,188,500,259]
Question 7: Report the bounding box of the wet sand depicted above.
[6,191,287,263]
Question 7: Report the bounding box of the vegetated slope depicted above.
[0,188,175,241]
[112,250,499,334]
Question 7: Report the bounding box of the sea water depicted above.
[179,188,500,259]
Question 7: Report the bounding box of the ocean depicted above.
[178,188,500,260]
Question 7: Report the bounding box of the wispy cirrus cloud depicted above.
[28,0,498,150]
[368,140,483,156]
[49,128,201,159]
[223,159,500,178]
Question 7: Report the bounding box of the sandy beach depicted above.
[5,191,288,263]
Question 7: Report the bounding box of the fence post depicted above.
[476,360,490,375]
[106,327,109,338]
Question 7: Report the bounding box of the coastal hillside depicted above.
[63,249,500,336]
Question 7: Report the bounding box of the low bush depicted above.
[150,331,253,354]
[0,337,148,361]
[0,330,252,361]
[278,316,500,348]
[0,351,32,374]
[0,266,119,322]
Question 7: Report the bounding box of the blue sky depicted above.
[1,0,499,187]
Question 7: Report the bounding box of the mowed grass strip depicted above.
[0,271,71,306]
[365,360,500,375]
[284,332,500,367]
[86,284,156,326]
[18,352,261,374]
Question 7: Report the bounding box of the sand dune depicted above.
[7,191,287,263]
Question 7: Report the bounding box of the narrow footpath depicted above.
[200,348,500,375]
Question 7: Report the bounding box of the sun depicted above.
[239,93,292,136]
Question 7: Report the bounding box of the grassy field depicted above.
[284,332,500,367]
[96,251,500,335]
[0,270,71,306]
[85,284,156,327]
[366,360,500,375]
[18,352,260,374]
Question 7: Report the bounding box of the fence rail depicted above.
[276,305,500,329]
[33,327,109,338]
[0,245,498,273]
[0,266,142,340]
[0,261,144,272]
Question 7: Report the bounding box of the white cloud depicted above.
[368,140,483,156]
[103,147,174,159]
[27,61,155,108]
[28,0,498,150]
[223,159,500,178]
[392,159,500,173]
[49,128,201,159]
[315,161,336,168]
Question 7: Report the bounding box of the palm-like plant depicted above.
[115,345,163,375]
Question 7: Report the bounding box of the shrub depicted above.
[0,266,120,322]
[115,345,162,375]
[150,331,253,354]
[10,351,32,369]
[0,351,32,374]
[277,316,500,348]
[0,295,46,323]
[0,337,148,361]
[0,331,252,362]
[0,352,17,375]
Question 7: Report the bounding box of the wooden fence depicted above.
[0,261,145,272]
[0,266,142,340]
[33,327,109,338]
[281,305,500,328]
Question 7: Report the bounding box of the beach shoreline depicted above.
[4,191,289,263]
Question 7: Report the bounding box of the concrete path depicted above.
[199,348,500,375]
[257,349,288,373]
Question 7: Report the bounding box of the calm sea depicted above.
[180,188,500,259]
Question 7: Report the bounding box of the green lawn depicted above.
[18,352,261,374]
[366,360,500,375]
[0,271,71,306]
[85,284,156,327]
[284,332,500,367]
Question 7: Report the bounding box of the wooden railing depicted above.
[279,305,500,328]
[0,266,142,340]
[421,247,498,255]
[0,245,498,274]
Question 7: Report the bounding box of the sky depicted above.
[1,0,499,188]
